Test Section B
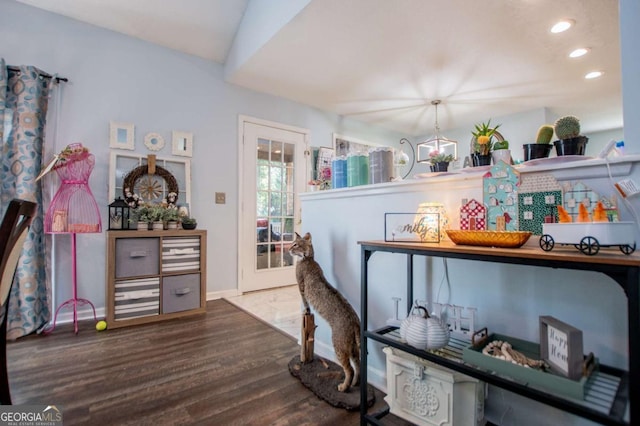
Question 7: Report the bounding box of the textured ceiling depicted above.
[16,0,622,136]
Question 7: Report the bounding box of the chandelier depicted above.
[417,100,458,163]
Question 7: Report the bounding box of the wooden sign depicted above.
[539,315,584,380]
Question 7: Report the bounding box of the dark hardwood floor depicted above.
[6,299,407,425]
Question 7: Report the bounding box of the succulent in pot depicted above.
[553,115,589,156]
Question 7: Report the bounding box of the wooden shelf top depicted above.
[358,239,640,268]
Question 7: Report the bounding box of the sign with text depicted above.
[384,213,440,243]
[539,315,584,380]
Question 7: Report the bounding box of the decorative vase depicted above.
[471,153,491,167]
[491,149,511,165]
[523,143,552,161]
[554,136,589,156]
[430,161,449,172]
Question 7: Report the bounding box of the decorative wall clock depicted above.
[144,132,165,152]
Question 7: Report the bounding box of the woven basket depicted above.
[446,230,532,248]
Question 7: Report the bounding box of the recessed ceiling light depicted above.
[569,48,590,58]
[551,19,574,33]
[585,71,604,79]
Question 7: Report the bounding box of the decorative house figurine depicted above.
[561,182,600,222]
[482,162,520,231]
[518,174,563,235]
[459,198,486,230]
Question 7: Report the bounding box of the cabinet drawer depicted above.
[162,273,200,314]
[115,238,160,278]
[162,237,200,272]
[114,277,160,320]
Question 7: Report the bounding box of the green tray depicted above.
[462,332,595,400]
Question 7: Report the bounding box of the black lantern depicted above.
[108,197,131,230]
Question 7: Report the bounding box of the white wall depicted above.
[620,0,640,151]
[301,157,640,425]
[0,0,410,315]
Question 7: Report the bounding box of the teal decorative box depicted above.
[462,330,595,400]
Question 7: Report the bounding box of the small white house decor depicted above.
[539,315,584,380]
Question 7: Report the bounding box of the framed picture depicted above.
[539,315,584,380]
[172,131,193,157]
[109,122,135,150]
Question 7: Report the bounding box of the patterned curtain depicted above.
[0,59,51,338]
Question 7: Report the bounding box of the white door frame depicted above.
[237,115,310,294]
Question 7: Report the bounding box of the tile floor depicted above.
[225,284,302,340]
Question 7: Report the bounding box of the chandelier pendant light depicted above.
[417,100,458,163]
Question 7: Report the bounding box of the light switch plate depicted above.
[215,192,226,204]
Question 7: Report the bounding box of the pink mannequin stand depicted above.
[44,233,97,334]
[43,143,102,334]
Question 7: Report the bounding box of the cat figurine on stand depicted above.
[289,232,361,392]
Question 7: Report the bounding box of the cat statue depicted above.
[289,232,361,392]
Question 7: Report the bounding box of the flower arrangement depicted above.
[52,143,90,170]
[428,150,454,165]
[308,166,332,190]
[472,119,501,155]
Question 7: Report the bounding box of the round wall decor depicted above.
[144,132,165,152]
[123,165,179,203]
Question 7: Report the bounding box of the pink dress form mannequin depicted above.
[44,143,101,334]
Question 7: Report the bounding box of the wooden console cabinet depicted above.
[106,229,207,328]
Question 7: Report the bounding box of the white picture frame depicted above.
[172,131,193,157]
[109,121,135,150]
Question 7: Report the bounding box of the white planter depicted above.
[152,221,164,230]
[137,222,150,231]
[491,149,511,165]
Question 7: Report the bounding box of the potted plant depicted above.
[471,119,501,166]
[181,216,197,230]
[130,205,152,230]
[428,150,454,172]
[553,115,589,156]
[148,204,166,230]
[491,139,511,165]
[163,206,180,229]
[523,125,554,161]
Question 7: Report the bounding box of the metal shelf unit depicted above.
[358,240,638,425]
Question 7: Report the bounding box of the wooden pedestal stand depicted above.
[301,312,316,363]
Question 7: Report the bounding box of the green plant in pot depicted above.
[471,119,501,166]
[181,216,197,230]
[130,205,152,230]
[553,115,589,156]
[523,125,554,161]
[491,139,511,165]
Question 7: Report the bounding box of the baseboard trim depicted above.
[207,289,241,300]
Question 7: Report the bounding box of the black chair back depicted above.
[0,199,37,405]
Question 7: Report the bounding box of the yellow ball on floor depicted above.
[96,320,107,331]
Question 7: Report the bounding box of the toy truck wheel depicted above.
[539,234,554,251]
[579,236,600,256]
[620,244,636,255]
